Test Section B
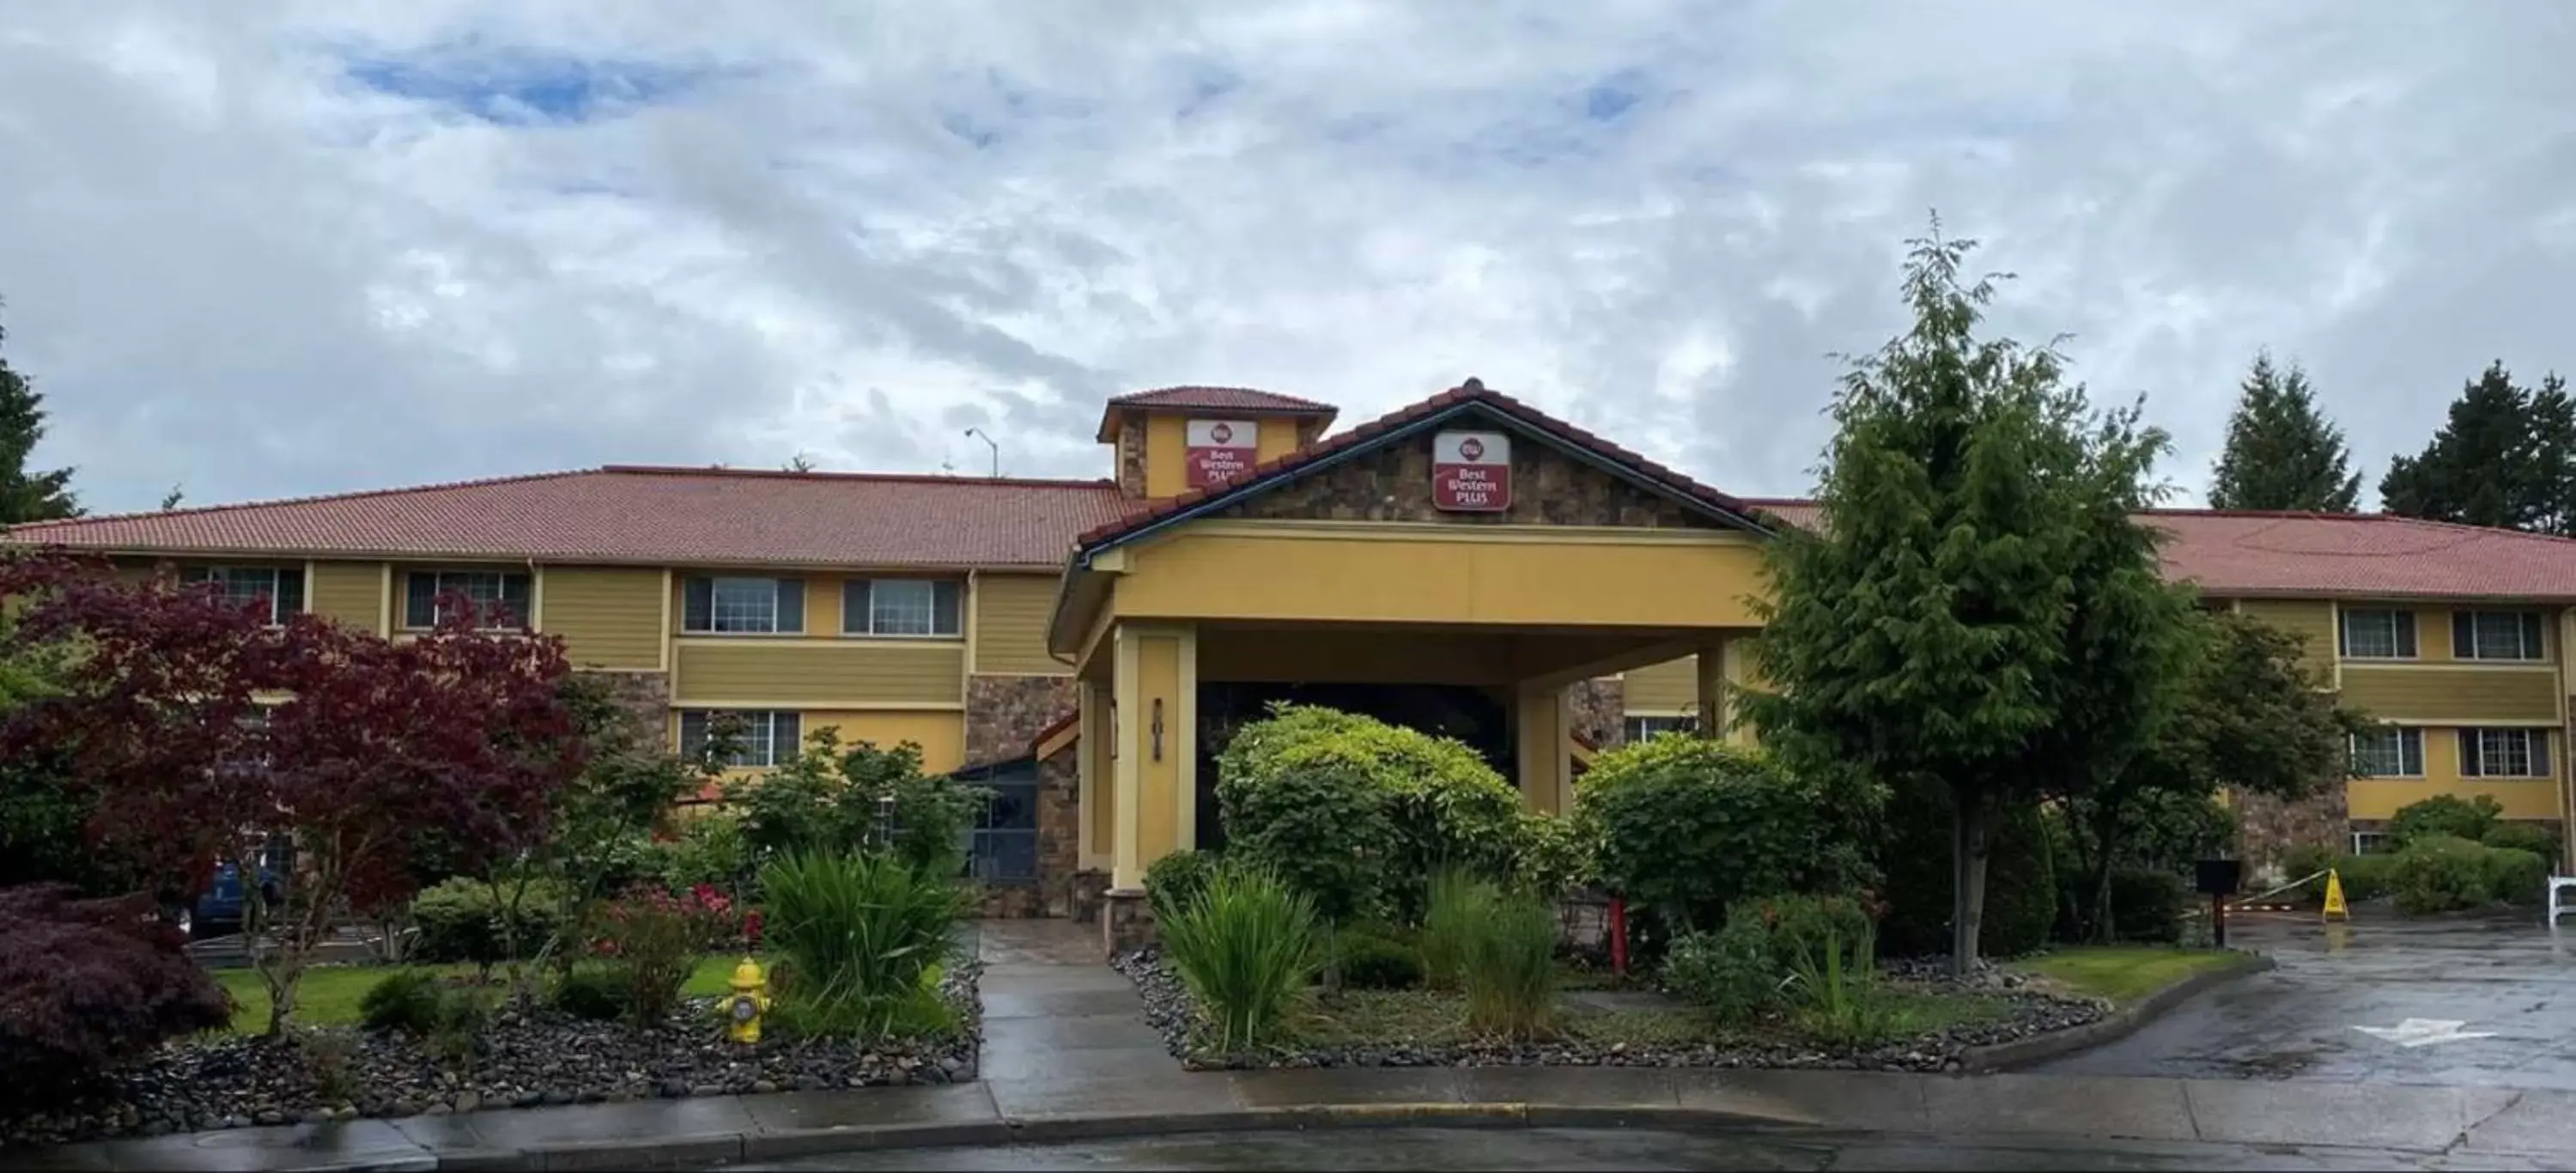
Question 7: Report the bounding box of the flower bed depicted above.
[1114,948,2102,1073]
[0,962,981,1149]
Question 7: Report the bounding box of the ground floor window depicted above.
[1623,714,1698,744]
[959,761,1037,882]
[2349,726,2423,778]
[677,709,801,769]
[2350,830,2390,855]
[2460,727,2551,779]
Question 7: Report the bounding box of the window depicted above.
[2460,728,2552,779]
[677,709,802,769]
[2454,611,2547,661]
[404,570,532,629]
[2337,609,2417,659]
[961,761,1037,883]
[179,567,304,623]
[1623,714,1698,745]
[2348,726,2424,778]
[841,580,962,637]
[2351,831,2389,855]
[682,576,805,635]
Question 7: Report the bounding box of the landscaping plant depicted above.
[1145,848,1224,925]
[1785,918,1892,1045]
[0,884,231,1087]
[758,850,965,1039]
[2388,794,2504,848]
[1157,864,1323,1054]
[1460,890,1561,1040]
[1417,867,1494,991]
[1660,922,1783,1024]
[592,884,736,1028]
[2482,821,2561,862]
[1335,931,1426,991]
[1214,705,1400,927]
[356,969,449,1034]
[727,734,987,879]
[1576,736,1876,936]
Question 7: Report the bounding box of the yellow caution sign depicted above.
[2323,869,2350,921]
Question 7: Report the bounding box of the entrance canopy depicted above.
[1040,381,1782,893]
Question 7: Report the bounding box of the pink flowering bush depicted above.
[589,884,738,1027]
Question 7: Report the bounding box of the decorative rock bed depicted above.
[0,962,982,1149]
[1113,949,2105,1074]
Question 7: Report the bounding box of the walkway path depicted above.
[22,921,2576,1170]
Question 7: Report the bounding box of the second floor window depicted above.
[843,579,962,637]
[2348,726,2423,778]
[180,566,304,624]
[683,576,805,634]
[2460,727,2551,779]
[2454,611,2546,661]
[404,570,531,629]
[2338,609,2417,659]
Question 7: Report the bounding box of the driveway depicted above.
[2038,910,2576,1089]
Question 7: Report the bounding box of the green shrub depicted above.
[658,811,750,892]
[2482,822,2561,861]
[1417,868,1492,992]
[1662,921,1783,1024]
[1214,706,1400,925]
[2392,835,2497,915]
[1159,865,1323,1054]
[549,964,628,1023]
[1510,811,1595,902]
[2281,842,2338,893]
[1336,933,1425,991]
[1146,850,1223,925]
[760,850,966,1039]
[2106,868,2188,944]
[1879,787,2052,958]
[2333,854,2394,902]
[359,970,448,1034]
[725,733,987,878]
[2484,846,2549,907]
[592,886,732,1027]
[409,878,568,969]
[1461,892,1559,1040]
[2388,794,2504,848]
[1786,917,1890,1045]
[1575,738,1876,935]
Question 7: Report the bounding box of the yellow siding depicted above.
[808,710,966,775]
[2340,665,2561,723]
[1624,656,1699,714]
[307,562,381,631]
[1140,413,1298,498]
[974,574,1068,676]
[2234,599,2336,678]
[542,567,665,669]
[1134,631,1183,866]
[671,641,964,706]
[2348,726,2563,821]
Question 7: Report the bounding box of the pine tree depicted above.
[1743,222,2176,973]
[2207,351,2361,512]
[2379,362,2574,532]
[0,305,80,526]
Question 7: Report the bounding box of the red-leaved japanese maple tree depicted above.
[0,553,585,1036]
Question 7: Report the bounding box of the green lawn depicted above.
[210,956,744,1034]
[1284,986,2011,1053]
[2011,946,2243,1004]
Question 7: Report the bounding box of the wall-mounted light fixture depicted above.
[1151,699,1166,762]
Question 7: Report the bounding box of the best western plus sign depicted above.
[1183,419,1259,489]
[1432,430,1512,511]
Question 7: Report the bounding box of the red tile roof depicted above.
[1739,498,2576,602]
[1076,380,1771,549]
[1105,386,1339,414]
[6,466,1127,570]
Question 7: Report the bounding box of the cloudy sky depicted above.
[3,1,2572,514]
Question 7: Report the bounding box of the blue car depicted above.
[179,859,284,940]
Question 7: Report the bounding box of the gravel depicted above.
[0,962,982,1150]
[1113,948,2105,1075]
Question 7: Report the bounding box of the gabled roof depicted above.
[6,466,1127,570]
[1094,385,1338,441]
[1074,380,1775,554]
[1738,498,2576,602]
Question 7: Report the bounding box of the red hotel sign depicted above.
[1432,430,1511,512]
[1184,419,1259,489]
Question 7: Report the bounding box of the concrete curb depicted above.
[1958,951,2275,1073]
[416,1102,1804,1170]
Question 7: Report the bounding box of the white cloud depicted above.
[3,0,2573,511]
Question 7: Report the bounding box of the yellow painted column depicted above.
[1693,640,1728,738]
[1722,636,1760,747]
[1110,623,1198,890]
[1516,684,1571,813]
[1077,678,1108,870]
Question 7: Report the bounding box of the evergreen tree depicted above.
[0,304,80,526]
[2379,362,2575,532]
[2207,351,2361,512]
[1744,223,2174,973]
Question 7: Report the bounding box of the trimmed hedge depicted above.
[410,877,569,968]
[1575,737,1875,936]
[2390,834,2547,914]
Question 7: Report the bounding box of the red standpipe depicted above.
[1609,897,1630,978]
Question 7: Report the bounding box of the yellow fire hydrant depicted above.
[726,957,769,1044]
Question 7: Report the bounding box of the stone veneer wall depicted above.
[1116,418,1148,497]
[963,675,1079,769]
[1221,428,1724,529]
[972,722,1084,920]
[575,671,670,745]
[1568,678,1624,751]
[2233,786,2351,881]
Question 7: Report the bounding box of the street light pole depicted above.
[963,428,999,477]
